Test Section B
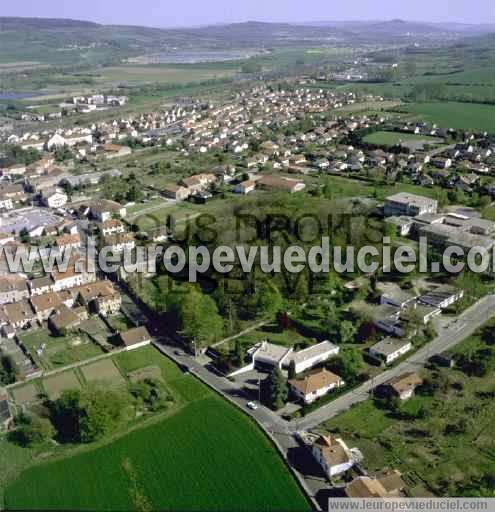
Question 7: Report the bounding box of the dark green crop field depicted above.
[395,102,495,133]
[5,379,309,511]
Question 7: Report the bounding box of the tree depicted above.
[288,360,297,380]
[167,286,223,349]
[322,301,339,337]
[9,413,55,447]
[130,378,169,412]
[0,353,18,385]
[50,387,125,443]
[19,227,30,244]
[126,185,143,202]
[329,348,364,384]
[257,281,283,317]
[267,368,288,410]
[234,338,244,366]
[54,147,74,163]
[339,320,358,344]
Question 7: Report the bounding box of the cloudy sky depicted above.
[1,0,494,27]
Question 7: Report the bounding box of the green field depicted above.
[396,102,495,133]
[99,65,237,86]
[363,130,443,147]
[4,347,309,512]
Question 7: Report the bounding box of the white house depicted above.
[41,188,68,208]
[120,326,151,351]
[311,435,357,478]
[234,180,256,195]
[286,341,339,374]
[289,369,344,404]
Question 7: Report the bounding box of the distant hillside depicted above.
[0,16,100,30]
[182,20,348,42]
[0,16,487,68]
[363,19,450,36]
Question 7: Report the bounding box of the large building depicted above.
[384,192,438,218]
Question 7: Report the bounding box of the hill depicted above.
[0,16,100,30]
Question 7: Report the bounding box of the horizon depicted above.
[1,14,495,30]
[1,0,494,28]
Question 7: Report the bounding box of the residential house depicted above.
[101,219,125,237]
[287,341,339,374]
[368,337,412,365]
[234,180,256,194]
[120,326,152,351]
[346,471,405,498]
[101,143,132,160]
[28,276,54,296]
[381,372,423,401]
[103,232,135,253]
[257,175,305,193]
[89,199,127,222]
[51,266,87,292]
[0,276,29,305]
[180,173,216,194]
[48,305,81,334]
[74,280,121,316]
[0,300,36,331]
[55,233,81,251]
[311,435,357,478]
[163,184,191,201]
[30,292,63,321]
[41,188,68,208]
[289,369,344,404]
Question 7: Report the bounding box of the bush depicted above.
[9,414,55,447]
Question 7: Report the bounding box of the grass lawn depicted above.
[362,131,443,147]
[395,102,495,133]
[19,329,104,371]
[4,346,309,512]
[319,175,443,202]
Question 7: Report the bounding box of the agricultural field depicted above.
[43,370,82,400]
[80,358,127,387]
[393,102,495,133]
[362,130,443,148]
[3,346,309,512]
[97,64,238,86]
[322,323,495,497]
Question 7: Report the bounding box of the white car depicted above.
[247,401,258,410]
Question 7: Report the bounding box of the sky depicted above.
[1,0,494,27]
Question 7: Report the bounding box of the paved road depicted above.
[296,294,495,430]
